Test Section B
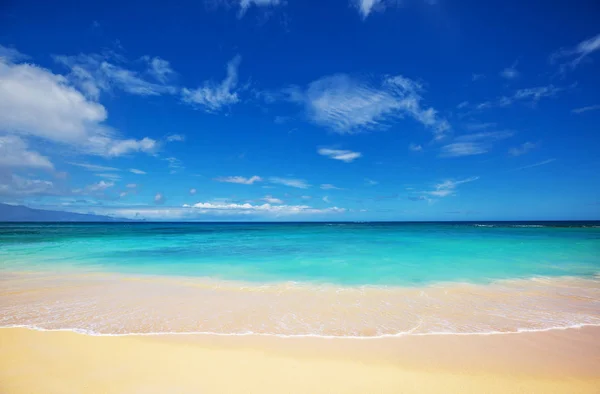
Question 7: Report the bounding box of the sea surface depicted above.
[1,222,599,337]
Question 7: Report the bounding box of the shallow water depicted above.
[1,222,599,337]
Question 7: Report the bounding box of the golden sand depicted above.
[1,327,599,394]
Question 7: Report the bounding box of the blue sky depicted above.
[0,0,599,221]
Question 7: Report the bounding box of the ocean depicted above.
[1,222,599,337]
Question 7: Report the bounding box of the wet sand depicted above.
[1,326,599,394]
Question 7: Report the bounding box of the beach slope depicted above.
[1,327,599,394]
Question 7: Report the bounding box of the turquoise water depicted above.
[2,222,599,286]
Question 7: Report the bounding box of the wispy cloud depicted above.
[352,0,434,20]
[165,134,185,142]
[0,175,57,197]
[68,162,119,172]
[317,148,362,162]
[141,56,175,83]
[180,201,345,216]
[237,0,282,16]
[154,193,166,205]
[269,177,310,189]
[95,173,121,180]
[277,74,449,135]
[0,45,28,62]
[572,104,600,114]
[425,176,479,198]
[409,143,423,152]
[440,131,513,157]
[189,188,197,195]
[181,55,242,112]
[471,73,484,81]
[262,195,283,204]
[550,33,600,72]
[440,142,488,157]
[500,61,519,80]
[87,180,115,192]
[365,178,378,186]
[54,52,177,100]
[475,85,564,110]
[129,168,147,175]
[320,184,342,190]
[215,175,262,185]
[514,159,556,171]
[164,157,184,174]
[464,122,497,131]
[508,142,536,156]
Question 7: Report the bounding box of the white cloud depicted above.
[127,184,138,188]
[508,142,536,156]
[106,138,158,156]
[0,53,159,158]
[87,180,114,192]
[154,193,166,204]
[54,53,177,100]
[322,196,330,203]
[129,168,147,175]
[94,201,345,220]
[68,162,119,172]
[215,175,262,184]
[238,0,282,16]
[320,184,341,190]
[263,195,283,204]
[189,188,197,195]
[166,134,185,142]
[0,135,54,170]
[353,0,414,19]
[142,56,174,83]
[550,33,600,72]
[301,195,312,199]
[282,73,449,135]
[181,55,242,112]
[0,56,107,142]
[317,148,362,162]
[186,201,344,215]
[440,131,513,157]
[409,143,423,152]
[572,104,600,114]
[269,177,310,189]
[500,61,519,80]
[425,176,479,198]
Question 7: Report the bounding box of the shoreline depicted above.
[4,321,600,338]
[1,326,599,393]
[2,269,599,337]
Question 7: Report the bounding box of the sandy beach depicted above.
[1,326,599,393]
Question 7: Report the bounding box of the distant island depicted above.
[0,203,133,222]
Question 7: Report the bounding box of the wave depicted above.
[3,323,599,339]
